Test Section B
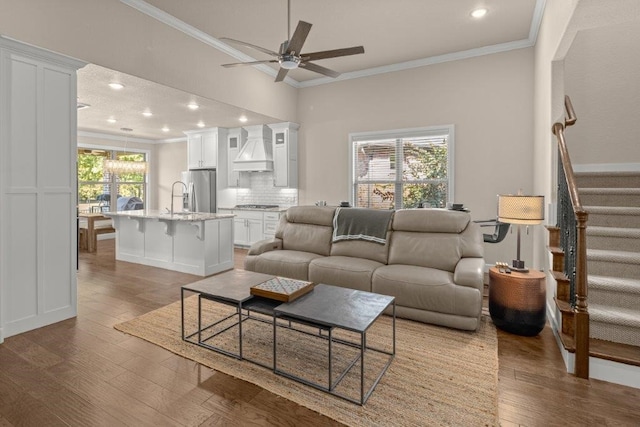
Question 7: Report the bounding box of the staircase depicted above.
[578,171,640,351]
[550,171,640,369]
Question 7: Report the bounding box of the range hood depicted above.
[233,124,273,172]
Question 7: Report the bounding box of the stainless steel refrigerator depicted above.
[181,169,216,213]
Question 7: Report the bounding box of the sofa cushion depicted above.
[388,231,463,272]
[279,223,333,256]
[247,250,324,281]
[372,264,482,318]
[330,231,391,264]
[392,209,470,233]
[274,206,336,256]
[280,206,336,227]
[309,256,383,292]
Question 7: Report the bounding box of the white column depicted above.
[0,37,85,341]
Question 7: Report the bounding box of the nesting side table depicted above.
[488,267,546,336]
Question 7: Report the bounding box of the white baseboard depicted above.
[547,303,640,389]
[97,233,115,241]
[573,163,640,173]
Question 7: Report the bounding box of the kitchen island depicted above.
[104,210,234,276]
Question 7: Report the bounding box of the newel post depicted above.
[574,210,589,379]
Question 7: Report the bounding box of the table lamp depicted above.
[497,193,545,272]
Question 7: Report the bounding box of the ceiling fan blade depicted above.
[219,37,280,57]
[222,60,279,68]
[301,46,365,62]
[285,21,312,55]
[299,61,340,78]
[275,67,289,82]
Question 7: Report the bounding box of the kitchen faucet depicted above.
[170,181,188,215]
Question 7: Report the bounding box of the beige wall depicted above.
[155,141,188,211]
[0,0,297,123]
[298,48,535,266]
[564,21,640,166]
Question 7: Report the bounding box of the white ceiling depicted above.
[77,0,542,141]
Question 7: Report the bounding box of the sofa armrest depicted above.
[453,257,485,289]
[247,238,283,256]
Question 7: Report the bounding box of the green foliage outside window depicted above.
[402,143,448,208]
[354,137,449,209]
[77,150,146,207]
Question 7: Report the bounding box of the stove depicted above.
[234,204,279,209]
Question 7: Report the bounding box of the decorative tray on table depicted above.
[250,277,315,302]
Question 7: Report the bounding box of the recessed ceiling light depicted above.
[239,115,248,123]
[188,102,199,110]
[197,121,205,128]
[471,8,488,18]
[162,126,170,132]
[142,110,153,117]
[107,118,117,123]
[108,82,124,90]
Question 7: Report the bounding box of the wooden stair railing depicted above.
[551,95,589,379]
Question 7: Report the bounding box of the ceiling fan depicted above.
[220,0,364,82]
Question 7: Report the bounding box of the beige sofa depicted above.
[245,206,485,331]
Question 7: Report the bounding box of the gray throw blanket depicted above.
[332,208,394,245]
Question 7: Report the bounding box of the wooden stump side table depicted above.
[488,267,546,336]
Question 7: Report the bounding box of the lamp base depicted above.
[511,260,529,273]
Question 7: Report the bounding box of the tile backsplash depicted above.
[235,172,298,207]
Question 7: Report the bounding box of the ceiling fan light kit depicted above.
[279,55,300,70]
[220,0,364,82]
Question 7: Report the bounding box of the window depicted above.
[350,126,454,210]
[77,148,148,213]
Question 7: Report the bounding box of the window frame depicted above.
[78,143,150,212]
[348,125,455,209]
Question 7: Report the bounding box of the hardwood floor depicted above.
[1,239,639,426]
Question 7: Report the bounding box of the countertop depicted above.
[103,210,235,221]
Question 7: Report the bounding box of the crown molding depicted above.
[297,38,535,88]
[121,0,546,89]
[0,35,86,70]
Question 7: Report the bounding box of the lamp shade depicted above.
[497,195,544,225]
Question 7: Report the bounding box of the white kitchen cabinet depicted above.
[269,122,299,188]
[233,210,264,246]
[0,37,85,342]
[185,128,227,169]
[263,211,281,239]
[226,128,250,188]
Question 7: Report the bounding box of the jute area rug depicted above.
[114,296,498,426]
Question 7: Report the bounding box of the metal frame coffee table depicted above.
[181,271,395,405]
[181,270,275,360]
[273,284,395,405]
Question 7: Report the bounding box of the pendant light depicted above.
[104,128,148,174]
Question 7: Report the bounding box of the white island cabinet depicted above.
[105,211,235,276]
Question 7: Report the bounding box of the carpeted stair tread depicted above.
[580,188,640,207]
[590,304,640,327]
[585,206,640,215]
[580,188,640,195]
[587,248,640,264]
[588,275,640,310]
[575,171,640,188]
[589,275,640,294]
[587,226,640,238]
[590,304,640,346]
[587,226,640,252]
[590,304,640,329]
